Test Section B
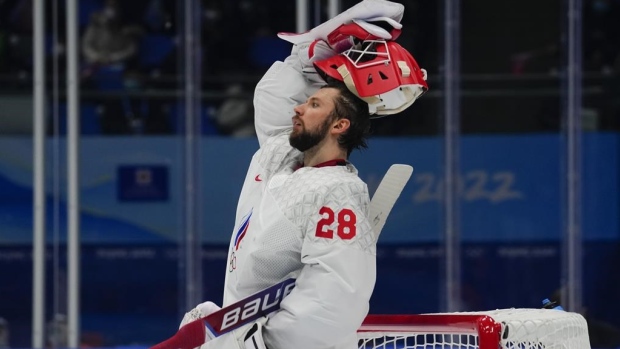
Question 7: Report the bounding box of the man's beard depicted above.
[289,118,332,152]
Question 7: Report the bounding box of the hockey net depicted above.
[357,308,591,349]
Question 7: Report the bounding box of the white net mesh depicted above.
[358,333,479,349]
[357,308,591,349]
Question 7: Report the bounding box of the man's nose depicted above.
[293,104,304,116]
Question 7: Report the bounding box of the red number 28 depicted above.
[315,206,357,240]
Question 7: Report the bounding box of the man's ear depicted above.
[332,118,350,134]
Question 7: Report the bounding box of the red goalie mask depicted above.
[314,40,428,117]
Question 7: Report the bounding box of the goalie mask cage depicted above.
[358,308,591,349]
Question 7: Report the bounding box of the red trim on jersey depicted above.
[308,39,318,59]
[294,159,347,171]
[313,159,347,168]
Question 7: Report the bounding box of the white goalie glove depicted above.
[294,39,337,79]
[295,18,402,68]
[278,0,404,46]
[325,17,402,52]
[283,0,405,81]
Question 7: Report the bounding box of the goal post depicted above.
[358,309,591,349]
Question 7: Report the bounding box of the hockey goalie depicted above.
[151,1,428,349]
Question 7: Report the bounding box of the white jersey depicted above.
[220,55,377,349]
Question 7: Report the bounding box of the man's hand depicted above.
[278,0,405,45]
[296,39,337,74]
[291,16,404,83]
[326,17,403,52]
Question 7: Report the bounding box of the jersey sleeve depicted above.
[253,54,321,147]
[262,180,376,349]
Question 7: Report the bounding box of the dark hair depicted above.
[321,77,371,156]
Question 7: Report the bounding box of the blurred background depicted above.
[0,0,619,348]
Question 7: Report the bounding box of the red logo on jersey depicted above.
[255,174,262,182]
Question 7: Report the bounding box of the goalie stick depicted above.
[368,164,413,240]
[150,164,413,349]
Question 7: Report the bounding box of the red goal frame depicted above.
[360,314,503,349]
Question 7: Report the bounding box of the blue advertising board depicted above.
[0,133,618,244]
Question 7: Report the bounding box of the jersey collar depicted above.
[295,159,347,171]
